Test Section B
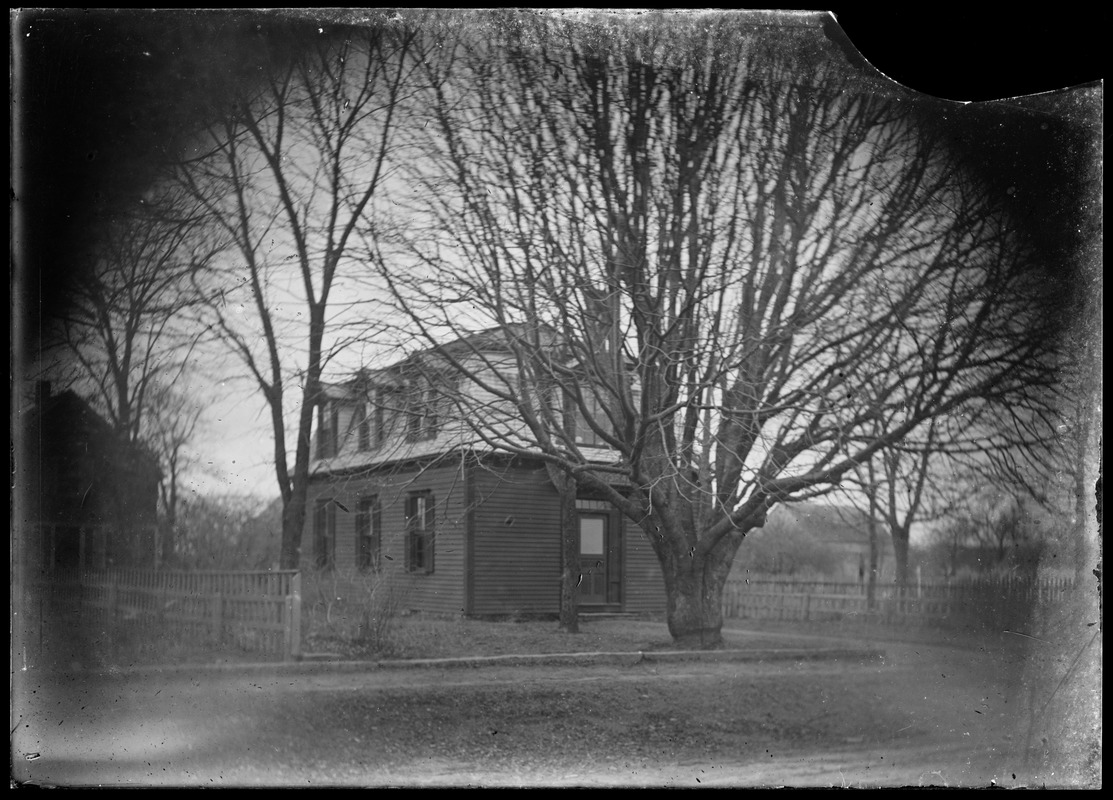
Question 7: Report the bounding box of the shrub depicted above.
[302,567,410,655]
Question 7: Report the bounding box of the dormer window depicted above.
[375,386,398,444]
[572,391,607,447]
[317,400,338,459]
[406,383,440,442]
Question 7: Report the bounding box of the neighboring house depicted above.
[18,383,161,574]
[812,506,895,583]
[304,330,666,617]
[732,502,893,582]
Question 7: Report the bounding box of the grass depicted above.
[296,569,1024,663]
[33,586,1006,671]
[730,615,1028,653]
[302,613,858,662]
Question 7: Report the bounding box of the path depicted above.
[13,633,1045,788]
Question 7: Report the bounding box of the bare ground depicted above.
[14,615,1085,789]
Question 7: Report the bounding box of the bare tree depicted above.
[936,487,1052,572]
[839,418,959,599]
[37,180,222,559]
[171,493,280,570]
[48,183,220,446]
[366,17,1060,646]
[840,325,1071,591]
[912,389,1081,580]
[144,379,205,564]
[177,23,424,569]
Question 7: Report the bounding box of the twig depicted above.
[1004,629,1048,643]
[1037,627,1100,720]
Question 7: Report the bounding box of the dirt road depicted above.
[13,630,1056,788]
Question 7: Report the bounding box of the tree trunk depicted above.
[547,466,579,634]
[892,529,911,595]
[163,459,179,567]
[663,561,726,649]
[280,491,307,570]
[866,513,880,609]
[278,307,324,571]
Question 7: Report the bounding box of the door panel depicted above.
[578,514,608,604]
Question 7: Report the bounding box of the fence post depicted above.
[157,571,167,626]
[108,574,119,626]
[285,572,303,661]
[76,571,86,624]
[803,593,811,622]
[211,592,224,646]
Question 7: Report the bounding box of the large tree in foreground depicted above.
[178,22,423,569]
[369,16,1061,646]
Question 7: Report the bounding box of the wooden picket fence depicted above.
[47,569,303,661]
[723,575,1075,630]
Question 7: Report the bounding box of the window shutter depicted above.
[424,493,435,574]
[405,494,416,572]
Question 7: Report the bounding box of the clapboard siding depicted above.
[623,522,667,614]
[307,454,668,617]
[303,461,467,615]
[469,463,563,615]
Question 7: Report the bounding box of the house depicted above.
[804,504,895,583]
[302,330,666,617]
[731,501,894,581]
[17,383,161,574]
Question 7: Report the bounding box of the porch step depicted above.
[579,612,641,621]
[298,652,344,662]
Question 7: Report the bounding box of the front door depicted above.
[578,513,608,605]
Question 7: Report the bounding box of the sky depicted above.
[12,9,1103,505]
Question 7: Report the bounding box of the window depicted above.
[406,384,440,442]
[572,392,607,446]
[405,491,435,574]
[356,392,387,452]
[377,387,398,444]
[317,402,339,459]
[313,498,336,569]
[355,496,381,571]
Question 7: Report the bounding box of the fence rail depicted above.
[46,569,302,661]
[723,576,1075,628]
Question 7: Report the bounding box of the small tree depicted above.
[169,493,280,570]
[178,21,426,569]
[839,420,948,596]
[144,380,205,564]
